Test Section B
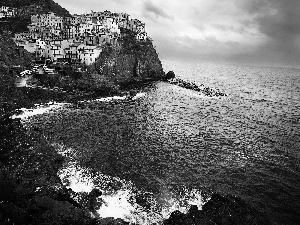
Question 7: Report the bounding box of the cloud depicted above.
[53,0,300,65]
[238,0,300,62]
[143,0,174,20]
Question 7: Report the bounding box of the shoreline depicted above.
[3,80,270,224]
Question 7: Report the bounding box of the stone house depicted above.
[136,32,147,41]
[45,43,65,61]
[77,44,102,65]
[0,11,6,18]
[0,6,9,12]
[64,43,80,62]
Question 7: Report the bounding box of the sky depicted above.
[54,0,300,65]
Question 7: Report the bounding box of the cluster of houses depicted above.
[11,9,148,65]
[0,5,45,19]
[0,6,18,18]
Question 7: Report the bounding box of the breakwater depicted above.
[168,77,227,97]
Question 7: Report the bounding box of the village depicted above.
[1,5,148,76]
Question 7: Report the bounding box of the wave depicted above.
[10,101,70,121]
[78,92,147,104]
[54,143,206,224]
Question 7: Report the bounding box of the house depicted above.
[45,43,65,61]
[15,32,31,40]
[31,14,39,24]
[36,39,47,58]
[0,6,9,12]
[130,19,145,33]
[70,16,81,25]
[77,44,102,65]
[136,32,147,42]
[79,23,93,37]
[64,43,80,62]
[63,25,75,39]
[0,11,6,18]
[84,34,97,45]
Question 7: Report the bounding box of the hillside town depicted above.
[3,6,148,69]
[0,4,47,19]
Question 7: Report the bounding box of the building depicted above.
[64,43,80,62]
[45,43,65,61]
[13,9,148,65]
[0,6,9,13]
[77,44,102,65]
[136,32,147,41]
[0,11,6,18]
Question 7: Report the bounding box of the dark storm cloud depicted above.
[237,0,300,62]
[143,1,173,20]
[258,0,300,39]
[242,0,300,45]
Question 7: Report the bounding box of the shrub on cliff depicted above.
[0,34,33,116]
[1,0,70,17]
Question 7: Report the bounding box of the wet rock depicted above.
[168,78,227,97]
[164,194,271,225]
[87,188,103,214]
[99,217,130,225]
[165,71,176,79]
[54,187,81,208]
[164,210,186,225]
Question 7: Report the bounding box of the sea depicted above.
[21,60,300,224]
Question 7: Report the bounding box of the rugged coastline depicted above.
[0,2,269,225]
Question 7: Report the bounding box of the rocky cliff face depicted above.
[0,34,33,69]
[0,34,33,116]
[89,29,165,87]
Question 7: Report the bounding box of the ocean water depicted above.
[25,60,300,224]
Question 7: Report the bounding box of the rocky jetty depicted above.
[168,75,227,97]
[164,194,271,225]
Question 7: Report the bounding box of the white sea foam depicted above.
[11,101,69,121]
[57,157,205,224]
[132,92,147,100]
[171,85,221,99]
[78,92,147,104]
[53,142,205,224]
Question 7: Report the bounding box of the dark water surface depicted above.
[28,61,300,224]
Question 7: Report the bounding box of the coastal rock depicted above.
[164,193,271,225]
[165,71,176,79]
[89,29,165,87]
[168,77,227,97]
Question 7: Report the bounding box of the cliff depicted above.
[0,34,34,116]
[89,29,166,87]
[0,34,33,68]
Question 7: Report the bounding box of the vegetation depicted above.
[0,0,70,17]
[0,34,34,116]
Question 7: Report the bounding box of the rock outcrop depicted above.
[164,194,271,225]
[168,76,227,97]
[89,29,165,87]
[165,70,176,80]
[0,34,33,116]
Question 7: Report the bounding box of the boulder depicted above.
[163,193,271,225]
[165,71,176,79]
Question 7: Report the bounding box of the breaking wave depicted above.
[55,143,206,224]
